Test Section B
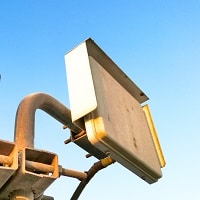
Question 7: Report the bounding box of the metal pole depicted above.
[14,92,82,151]
[9,189,34,200]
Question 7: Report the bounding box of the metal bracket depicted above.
[0,148,59,199]
[69,130,107,159]
[0,140,17,189]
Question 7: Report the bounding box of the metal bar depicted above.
[14,92,82,150]
[25,160,54,174]
[61,167,87,180]
[0,155,13,166]
[64,138,72,144]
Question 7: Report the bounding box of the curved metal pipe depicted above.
[14,92,82,150]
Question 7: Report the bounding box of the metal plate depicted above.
[65,38,148,123]
[84,58,162,183]
[65,38,163,184]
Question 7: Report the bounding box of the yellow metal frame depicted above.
[142,105,166,168]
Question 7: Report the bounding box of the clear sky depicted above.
[0,0,200,199]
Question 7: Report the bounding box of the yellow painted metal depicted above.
[100,157,114,167]
[142,104,166,168]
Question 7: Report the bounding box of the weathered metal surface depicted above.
[65,38,149,123]
[0,155,13,167]
[14,92,82,151]
[0,140,17,189]
[25,160,55,174]
[0,93,96,199]
[9,189,34,200]
[60,166,87,181]
[65,38,164,184]
[0,148,58,199]
[70,130,107,159]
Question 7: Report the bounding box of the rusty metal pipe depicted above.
[25,160,54,174]
[60,167,87,180]
[14,92,82,151]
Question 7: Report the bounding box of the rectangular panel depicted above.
[65,38,165,184]
[85,57,162,183]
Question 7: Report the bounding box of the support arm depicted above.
[14,92,82,151]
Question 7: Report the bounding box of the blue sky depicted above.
[0,1,200,199]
